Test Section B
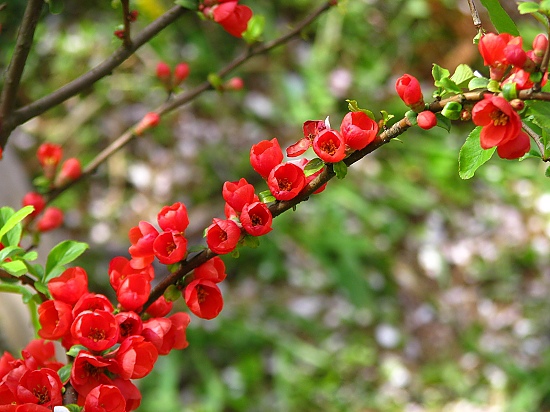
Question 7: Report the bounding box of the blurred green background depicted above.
[3,0,550,411]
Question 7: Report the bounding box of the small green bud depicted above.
[441,101,463,120]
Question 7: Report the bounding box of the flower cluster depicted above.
[199,0,253,38]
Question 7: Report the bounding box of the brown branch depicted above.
[0,5,189,148]
[0,0,44,142]
[45,1,337,204]
[121,0,132,49]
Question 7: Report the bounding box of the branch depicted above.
[0,0,44,141]
[45,1,337,203]
[121,0,132,49]
[142,116,413,311]
[0,5,189,148]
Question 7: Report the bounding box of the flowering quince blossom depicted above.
[157,202,189,233]
[239,202,273,237]
[184,279,224,320]
[110,336,158,380]
[201,0,253,38]
[128,221,159,268]
[194,256,227,283]
[15,368,63,408]
[478,32,516,80]
[84,384,126,412]
[108,256,154,292]
[116,274,151,311]
[21,192,45,218]
[37,300,73,340]
[115,311,143,343]
[222,178,257,213]
[472,95,522,149]
[312,129,346,163]
[71,310,119,352]
[249,138,284,179]
[70,352,113,398]
[497,131,531,159]
[72,293,114,317]
[55,157,82,186]
[340,111,379,150]
[267,162,306,201]
[152,230,187,265]
[145,295,173,318]
[47,267,89,305]
[206,218,241,254]
[36,207,64,233]
[36,143,62,179]
[416,110,438,130]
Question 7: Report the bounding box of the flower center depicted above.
[320,139,337,155]
[219,230,228,242]
[251,214,262,226]
[197,286,208,303]
[491,110,509,126]
[278,178,292,191]
[33,385,50,404]
[89,327,106,342]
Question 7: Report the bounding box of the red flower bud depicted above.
[533,33,548,64]
[36,207,64,232]
[135,112,160,135]
[156,61,171,82]
[340,111,378,150]
[250,138,284,179]
[222,178,256,213]
[22,192,46,217]
[194,256,226,283]
[55,157,82,186]
[212,2,253,38]
[114,29,125,39]
[416,110,437,130]
[116,273,151,311]
[173,63,190,87]
[157,202,189,233]
[128,10,139,22]
[37,143,63,180]
[224,77,244,91]
[395,74,424,109]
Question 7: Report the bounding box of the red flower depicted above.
[224,76,244,91]
[15,368,62,408]
[240,202,273,236]
[395,74,424,109]
[165,312,191,352]
[145,295,173,318]
[128,221,159,269]
[503,37,527,68]
[108,256,154,292]
[152,230,187,265]
[157,202,189,233]
[71,310,119,352]
[84,385,126,412]
[70,352,113,397]
[222,178,257,213]
[205,218,241,254]
[21,192,45,218]
[111,378,141,411]
[110,336,158,380]
[134,112,160,136]
[36,207,63,232]
[22,340,62,371]
[478,32,515,80]
[115,312,143,343]
[472,95,522,149]
[497,131,531,159]
[141,318,171,354]
[116,274,151,312]
[73,293,115,317]
[37,300,73,340]
[0,352,16,381]
[250,138,284,179]
[312,129,346,163]
[416,110,438,130]
[340,111,378,150]
[194,256,226,283]
[55,157,82,186]
[184,279,224,320]
[286,120,327,157]
[36,143,62,179]
[267,162,306,201]
[47,266,89,305]
[212,1,253,38]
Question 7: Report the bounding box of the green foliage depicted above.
[479,0,520,35]
[44,240,89,283]
[459,126,496,179]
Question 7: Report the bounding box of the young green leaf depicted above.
[333,161,348,180]
[432,64,450,82]
[468,77,490,90]
[459,126,496,179]
[304,158,325,177]
[346,100,375,120]
[435,113,452,132]
[0,260,28,277]
[45,240,89,279]
[0,246,25,263]
[0,206,33,246]
[57,363,73,384]
[518,1,540,14]
[479,0,519,35]
[259,190,276,204]
[450,64,475,88]
[242,15,265,44]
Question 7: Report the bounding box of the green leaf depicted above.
[258,190,276,204]
[57,363,72,384]
[0,246,25,263]
[405,110,418,126]
[242,15,265,44]
[518,2,540,14]
[459,126,496,179]
[242,234,260,249]
[33,281,49,296]
[173,0,199,10]
[435,77,462,95]
[525,101,550,131]
[450,64,475,88]
[435,113,452,132]
[45,240,88,280]
[333,161,348,180]
[432,64,450,82]
[64,404,83,412]
[468,77,490,90]
[479,0,519,35]
[546,165,550,177]
[346,100,375,120]
[304,158,325,177]
[207,73,223,90]
[66,345,88,358]
[164,285,181,302]
[0,206,33,247]
[0,260,27,277]
[45,0,64,14]
[21,251,38,262]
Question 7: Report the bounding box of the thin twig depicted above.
[467,0,483,33]
[0,0,44,143]
[0,5,189,148]
[121,0,132,49]
[522,121,547,160]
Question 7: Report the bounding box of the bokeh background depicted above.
[2,0,550,411]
